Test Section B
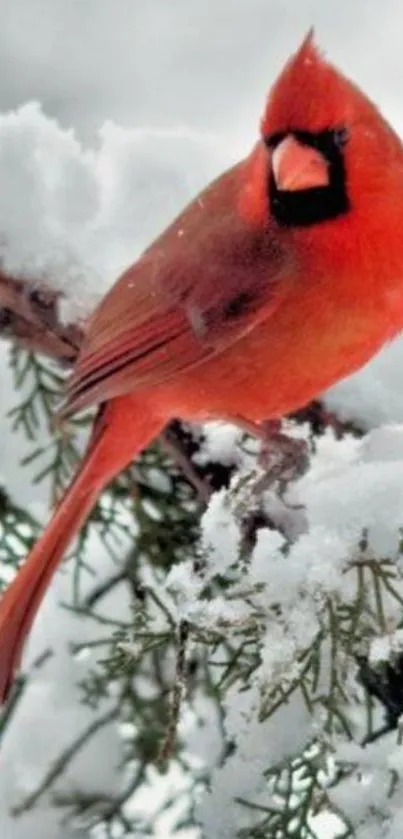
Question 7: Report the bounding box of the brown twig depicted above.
[158,619,189,763]
[161,427,213,504]
[0,271,81,362]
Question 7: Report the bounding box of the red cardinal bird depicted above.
[2,33,403,702]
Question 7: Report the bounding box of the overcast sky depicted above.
[0,0,402,148]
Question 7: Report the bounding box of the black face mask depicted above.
[265,128,350,228]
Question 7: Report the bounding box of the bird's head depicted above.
[241,32,403,241]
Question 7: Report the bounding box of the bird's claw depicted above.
[258,432,309,490]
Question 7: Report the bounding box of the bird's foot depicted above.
[258,427,309,492]
[231,415,309,490]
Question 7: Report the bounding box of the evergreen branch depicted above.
[11,705,119,816]
[52,764,147,830]
[0,485,40,572]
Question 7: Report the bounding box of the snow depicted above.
[165,428,403,837]
[2,2,403,838]
[369,629,403,667]
[0,104,225,325]
[325,338,403,430]
[194,422,249,467]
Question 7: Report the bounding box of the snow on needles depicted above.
[166,426,403,839]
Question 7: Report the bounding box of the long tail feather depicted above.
[0,396,164,703]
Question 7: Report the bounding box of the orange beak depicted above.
[271,135,330,191]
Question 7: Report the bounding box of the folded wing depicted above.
[61,160,291,417]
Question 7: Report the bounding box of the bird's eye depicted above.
[333,127,349,148]
[266,128,350,228]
